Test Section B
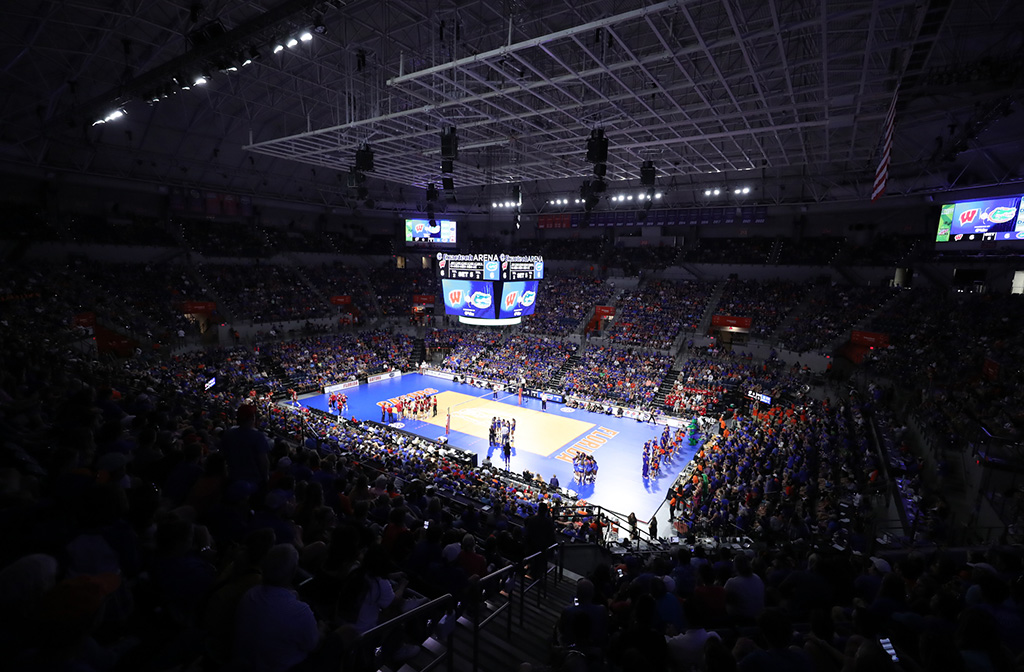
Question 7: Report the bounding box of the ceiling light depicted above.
[299,31,313,42]
[492,202,497,208]
[193,75,207,86]
[286,37,299,48]
[273,43,284,54]
[734,188,741,195]
[704,189,711,196]
[713,189,721,196]
[92,108,126,126]
[627,195,633,200]
[742,187,750,194]
[655,193,662,199]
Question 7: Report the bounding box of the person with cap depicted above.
[221,404,271,486]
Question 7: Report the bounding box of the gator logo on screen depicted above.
[448,289,463,305]
[504,291,519,309]
[521,290,536,307]
[485,261,499,274]
[470,291,492,309]
[982,206,1016,224]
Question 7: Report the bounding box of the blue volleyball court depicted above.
[299,372,701,522]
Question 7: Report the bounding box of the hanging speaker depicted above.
[441,177,454,191]
[640,161,655,186]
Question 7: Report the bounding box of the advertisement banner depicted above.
[413,294,436,305]
[850,330,889,347]
[423,369,456,381]
[323,380,360,394]
[595,305,616,318]
[711,315,753,329]
[367,370,403,384]
[330,295,352,305]
[521,389,565,403]
[72,312,97,328]
[181,301,216,314]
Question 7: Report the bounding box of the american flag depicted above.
[871,86,900,202]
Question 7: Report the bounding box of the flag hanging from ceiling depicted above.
[871,86,900,202]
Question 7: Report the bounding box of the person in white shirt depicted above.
[666,600,721,671]
[233,544,320,672]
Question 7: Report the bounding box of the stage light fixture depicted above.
[312,18,327,34]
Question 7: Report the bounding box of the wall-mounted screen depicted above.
[405,218,457,245]
[936,195,1024,246]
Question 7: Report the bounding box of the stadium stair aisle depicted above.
[653,366,681,408]
[286,253,334,308]
[696,279,728,334]
[410,337,425,367]
[547,348,581,387]
[382,567,580,672]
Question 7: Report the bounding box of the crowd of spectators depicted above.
[301,262,374,322]
[73,260,210,343]
[178,218,269,257]
[714,279,809,340]
[775,237,844,265]
[202,263,332,324]
[261,228,330,254]
[842,234,922,266]
[683,238,775,264]
[0,294,587,671]
[367,267,437,317]
[439,330,504,371]
[777,285,898,353]
[562,346,674,408]
[521,274,611,337]
[607,280,711,349]
[605,244,679,273]
[440,335,577,389]
[65,214,179,247]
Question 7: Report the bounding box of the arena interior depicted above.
[2,1,1024,671]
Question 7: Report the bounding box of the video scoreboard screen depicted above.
[935,193,1024,248]
[406,219,457,245]
[498,281,538,319]
[437,253,544,281]
[440,279,495,319]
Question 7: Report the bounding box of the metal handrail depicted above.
[358,592,456,672]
